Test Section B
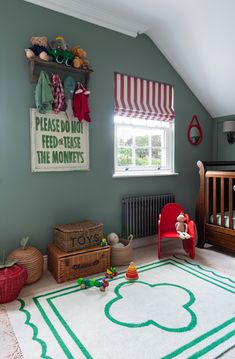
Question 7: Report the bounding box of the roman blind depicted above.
[114,72,175,121]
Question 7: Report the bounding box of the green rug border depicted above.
[18,257,235,359]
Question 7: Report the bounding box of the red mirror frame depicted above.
[187,115,203,145]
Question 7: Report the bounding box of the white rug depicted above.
[6,257,235,359]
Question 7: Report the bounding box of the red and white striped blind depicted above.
[114,72,175,121]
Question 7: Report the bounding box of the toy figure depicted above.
[105,267,118,279]
[107,232,124,248]
[175,212,191,239]
[48,36,74,66]
[99,277,109,292]
[101,238,108,247]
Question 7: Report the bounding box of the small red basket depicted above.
[0,264,28,304]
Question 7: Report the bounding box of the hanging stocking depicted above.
[81,92,91,123]
[65,99,74,120]
[73,88,91,122]
[64,76,76,120]
[73,90,83,121]
[51,73,65,113]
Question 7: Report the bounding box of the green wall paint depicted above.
[213,115,235,160]
[0,0,213,254]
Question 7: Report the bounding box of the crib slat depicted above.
[206,177,210,222]
[213,177,217,224]
[229,178,233,229]
[220,178,225,227]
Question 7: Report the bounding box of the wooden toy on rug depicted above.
[77,277,109,291]
[105,267,118,279]
[125,261,139,280]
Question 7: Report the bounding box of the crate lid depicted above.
[55,220,103,233]
[47,243,110,258]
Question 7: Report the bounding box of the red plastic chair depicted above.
[158,203,195,259]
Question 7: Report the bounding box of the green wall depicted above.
[0,0,213,254]
[213,115,235,160]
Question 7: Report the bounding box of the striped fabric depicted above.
[114,72,175,121]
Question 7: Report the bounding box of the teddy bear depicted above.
[175,212,191,239]
[25,36,49,61]
[72,45,90,69]
[107,233,124,248]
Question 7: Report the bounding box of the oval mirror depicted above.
[187,115,203,145]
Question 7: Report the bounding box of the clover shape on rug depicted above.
[104,281,197,332]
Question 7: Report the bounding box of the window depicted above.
[113,73,175,177]
[114,116,174,176]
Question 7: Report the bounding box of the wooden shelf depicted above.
[28,58,93,85]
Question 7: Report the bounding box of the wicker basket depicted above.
[0,265,28,303]
[7,247,43,284]
[54,220,103,252]
[110,235,133,266]
[48,244,110,283]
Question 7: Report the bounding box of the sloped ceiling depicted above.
[25,0,235,118]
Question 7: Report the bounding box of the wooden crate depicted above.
[54,220,103,252]
[47,244,110,283]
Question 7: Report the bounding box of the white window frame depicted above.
[113,116,176,178]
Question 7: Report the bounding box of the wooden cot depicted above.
[196,160,235,252]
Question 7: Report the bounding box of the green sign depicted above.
[30,109,89,172]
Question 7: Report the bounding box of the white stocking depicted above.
[65,99,74,121]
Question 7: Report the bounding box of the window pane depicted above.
[152,148,161,166]
[119,135,133,147]
[117,128,133,146]
[136,148,149,166]
[117,147,132,166]
[136,135,148,147]
[152,135,161,147]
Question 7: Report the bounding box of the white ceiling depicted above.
[25,0,235,118]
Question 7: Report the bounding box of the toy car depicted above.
[48,49,74,66]
[105,267,118,279]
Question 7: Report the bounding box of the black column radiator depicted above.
[122,193,175,238]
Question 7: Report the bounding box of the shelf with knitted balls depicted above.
[7,237,43,284]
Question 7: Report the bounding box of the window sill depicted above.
[112,171,179,178]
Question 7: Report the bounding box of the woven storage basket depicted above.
[48,244,110,283]
[0,265,27,303]
[54,220,103,252]
[110,235,133,266]
[7,247,43,284]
